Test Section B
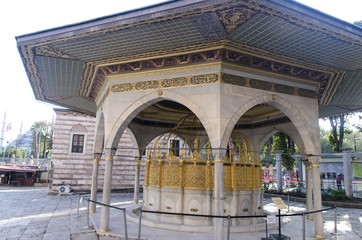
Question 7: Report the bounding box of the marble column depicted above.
[303,160,313,220]
[342,148,353,197]
[274,150,283,192]
[309,156,324,238]
[297,156,303,182]
[133,161,141,204]
[90,153,102,213]
[99,148,116,232]
[213,151,225,240]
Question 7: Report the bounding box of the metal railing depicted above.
[76,195,129,240]
[137,206,337,240]
[75,194,337,240]
[263,178,362,198]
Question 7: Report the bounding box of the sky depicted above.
[0,0,361,144]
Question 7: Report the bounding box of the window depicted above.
[72,134,84,153]
[69,124,87,154]
[171,140,180,157]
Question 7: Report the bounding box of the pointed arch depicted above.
[105,91,212,150]
[221,94,319,155]
[258,124,306,155]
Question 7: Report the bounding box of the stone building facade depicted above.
[50,109,142,192]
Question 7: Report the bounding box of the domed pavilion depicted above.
[16,0,362,239]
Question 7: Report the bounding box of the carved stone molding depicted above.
[34,45,77,60]
[217,7,259,33]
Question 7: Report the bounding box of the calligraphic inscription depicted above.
[161,77,187,88]
[111,83,132,92]
[135,80,159,90]
[221,73,246,86]
[249,79,272,91]
[190,74,218,85]
[297,88,317,99]
[274,84,295,95]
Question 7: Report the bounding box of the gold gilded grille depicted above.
[144,158,261,190]
[143,128,261,190]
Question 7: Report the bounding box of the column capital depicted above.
[274,150,283,162]
[273,150,284,154]
[342,147,352,153]
[308,155,321,164]
[94,152,102,160]
[303,160,312,168]
[104,148,117,158]
[212,148,227,160]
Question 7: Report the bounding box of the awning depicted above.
[0,165,38,172]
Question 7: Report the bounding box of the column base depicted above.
[99,228,110,233]
[314,234,324,239]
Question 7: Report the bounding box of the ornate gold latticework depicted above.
[142,116,262,191]
[143,158,262,190]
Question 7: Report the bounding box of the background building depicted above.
[50,109,143,192]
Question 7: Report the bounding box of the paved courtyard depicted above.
[0,186,361,240]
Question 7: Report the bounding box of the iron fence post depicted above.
[334,206,337,236]
[123,208,128,240]
[77,194,80,217]
[227,215,231,240]
[87,200,90,228]
[265,218,268,239]
[138,210,142,240]
[302,212,306,240]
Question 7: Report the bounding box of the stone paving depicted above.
[0,186,361,240]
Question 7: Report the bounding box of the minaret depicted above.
[1,112,6,149]
[15,120,23,152]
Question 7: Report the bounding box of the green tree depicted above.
[320,129,334,153]
[261,132,298,178]
[31,121,53,158]
[328,114,352,152]
[272,132,297,176]
[2,146,29,158]
[354,115,362,133]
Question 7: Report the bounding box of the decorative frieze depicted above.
[91,49,329,101]
[190,74,218,85]
[111,83,133,93]
[161,77,187,88]
[108,73,317,102]
[249,79,272,91]
[221,73,246,86]
[274,84,295,95]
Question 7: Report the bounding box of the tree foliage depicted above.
[261,132,298,174]
[328,114,352,152]
[31,121,53,158]
[0,146,29,158]
[272,132,297,170]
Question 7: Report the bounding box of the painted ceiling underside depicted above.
[16,0,362,120]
